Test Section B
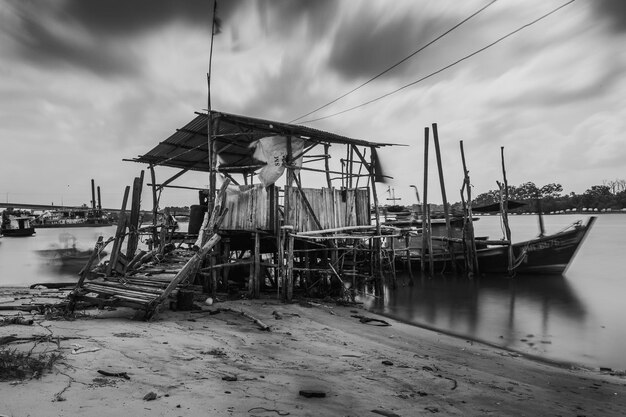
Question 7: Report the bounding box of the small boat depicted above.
[1,208,36,237]
[36,245,108,272]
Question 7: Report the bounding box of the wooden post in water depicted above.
[432,123,456,273]
[459,141,479,276]
[426,204,435,276]
[500,147,514,275]
[369,146,384,296]
[405,234,413,283]
[421,127,430,275]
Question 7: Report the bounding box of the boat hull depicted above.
[1,227,36,237]
[34,221,113,229]
[476,217,596,275]
[393,217,596,276]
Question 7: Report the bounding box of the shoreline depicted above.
[1,288,625,416]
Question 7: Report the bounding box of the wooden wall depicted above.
[221,184,277,231]
[285,187,370,232]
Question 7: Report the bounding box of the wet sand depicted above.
[1,289,625,416]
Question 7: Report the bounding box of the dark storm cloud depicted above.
[62,0,241,36]
[593,0,626,32]
[7,5,139,76]
[328,11,447,81]
[2,0,244,77]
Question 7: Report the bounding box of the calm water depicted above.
[1,215,624,369]
[0,226,117,286]
[365,214,626,370]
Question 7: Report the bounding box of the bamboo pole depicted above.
[324,144,332,188]
[432,123,457,273]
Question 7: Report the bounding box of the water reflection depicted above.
[366,273,588,363]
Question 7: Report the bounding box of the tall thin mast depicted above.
[207,0,218,211]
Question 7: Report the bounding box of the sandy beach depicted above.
[1,289,625,417]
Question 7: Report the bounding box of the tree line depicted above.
[469,179,626,213]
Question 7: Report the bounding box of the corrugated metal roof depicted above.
[128,110,395,174]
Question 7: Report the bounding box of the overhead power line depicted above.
[298,0,576,125]
[289,0,497,123]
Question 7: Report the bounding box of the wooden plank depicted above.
[107,186,131,276]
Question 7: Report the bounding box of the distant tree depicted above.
[603,179,626,194]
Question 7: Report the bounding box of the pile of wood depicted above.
[66,180,230,320]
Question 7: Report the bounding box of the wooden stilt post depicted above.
[421,127,430,275]
[254,231,261,297]
[210,240,218,297]
[459,141,479,276]
[107,186,131,276]
[149,165,159,250]
[222,237,231,293]
[427,204,435,276]
[125,171,144,262]
[369,146,383,296]
[405,234,413,284]
[432,123,456,273]
[389,235,397,289]
[278,228,285,300]
[286,231,294,302]
[500,147,514,275]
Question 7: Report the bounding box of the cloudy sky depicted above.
[1,0,624,209]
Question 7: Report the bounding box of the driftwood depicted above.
[0,335,77,346]
[350,314,391,327]
[0,316,34,326]
[97,370,130,379]
[220,307,271,331]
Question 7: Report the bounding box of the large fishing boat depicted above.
[386,210,595,276]
[475,216,595,275]
[1,208,36,237]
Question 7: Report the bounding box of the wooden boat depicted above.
[387,213,595,276]
[36,246,108,273]
[1,209,36,237]
[476,217,595,275]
